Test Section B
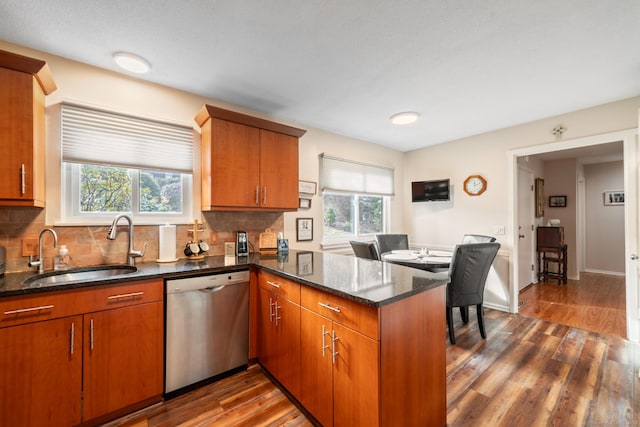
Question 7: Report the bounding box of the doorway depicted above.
[508,128,639,342]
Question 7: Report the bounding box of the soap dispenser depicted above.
[54,245,72,271]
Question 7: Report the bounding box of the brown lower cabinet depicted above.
[0,279,164,426]
[256,269,447,427]
[257,270,301,397]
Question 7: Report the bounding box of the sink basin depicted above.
[22,265,138,286]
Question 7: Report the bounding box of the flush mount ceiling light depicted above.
[113,52,151,74]
[390,111,419,125]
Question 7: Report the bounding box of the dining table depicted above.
[380,249,452,272]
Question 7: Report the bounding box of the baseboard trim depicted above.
[483,301,509,313]
[584,269,625,277]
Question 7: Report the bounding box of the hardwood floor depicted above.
[518,272,626,338]
[105,304,640,427]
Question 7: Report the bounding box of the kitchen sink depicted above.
[22,265,138,286]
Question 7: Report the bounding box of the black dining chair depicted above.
[375,234,409,255]
[462,234,496,244]
[349,241,380,260]
[446,242,500,344]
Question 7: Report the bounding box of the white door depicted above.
[624,131,639,341]
[517,166,536,291]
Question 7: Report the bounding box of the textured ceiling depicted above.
[1,0,639,152]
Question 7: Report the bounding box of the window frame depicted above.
[321,191,389,246]
[60,162,193,225]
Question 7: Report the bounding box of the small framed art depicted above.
[604,190,624,206]
[296,218,313,241]
[548,195,566,208]
[299,180,317,195]
[299,198,312,209]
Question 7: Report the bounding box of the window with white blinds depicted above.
[59,103,193,225]
[319,154,394,196]
[61,103,193,173]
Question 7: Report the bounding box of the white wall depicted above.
[405,97,640,310]
[543,159,578,278]
[584,161,625,274]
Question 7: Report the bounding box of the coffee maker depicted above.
[236,231,248,256]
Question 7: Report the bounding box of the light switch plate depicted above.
[494,225,505,235]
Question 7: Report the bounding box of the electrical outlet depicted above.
[209,232,218,243]
[494,225,505,235]
[22,237,38,256]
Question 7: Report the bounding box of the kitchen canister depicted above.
[158,224,178,262]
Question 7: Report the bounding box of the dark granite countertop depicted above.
[0,250,447,307]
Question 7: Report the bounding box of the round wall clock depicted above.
[463,175,487,196]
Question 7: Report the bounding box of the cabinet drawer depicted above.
[81,279,163,312]
[301,286,379,340]
[0,279,163,328]
[0,290,86,328]
[259,271,300,304]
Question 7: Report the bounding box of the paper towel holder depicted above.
[157,223,178,263]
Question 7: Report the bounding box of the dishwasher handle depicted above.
[198,285,227,293]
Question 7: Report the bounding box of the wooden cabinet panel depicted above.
[0,279,163,329]
[0,289,85,328]
[299,307,334,427]
[83,301,164,421]
[332,323,379,427]
[301,286,379,340]
[208,118,261,208]
[257,284,278,374]
[259,129,299,209]
[0,278,164,425]
[276,297,301,396]
[257,271,302,398]
[258,269,300,304]
[0,315,82,427]
[0,50,55,207]
[196,104,305,212]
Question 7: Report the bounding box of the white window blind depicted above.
[319,154,394,196]
[61,103,193,173]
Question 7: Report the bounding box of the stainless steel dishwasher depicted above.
[165,270,249,395]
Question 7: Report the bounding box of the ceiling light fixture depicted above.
[390,111,419,125]
[113,52,151,74]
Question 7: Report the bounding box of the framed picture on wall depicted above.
[296,218,313,241]
[549,195,567,208]
[603,190,624,206]
[535,178,544,217]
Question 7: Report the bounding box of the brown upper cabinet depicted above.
[0,49,57,207]
[195,105,306,211]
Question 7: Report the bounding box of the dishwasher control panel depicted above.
[166,270,250,294]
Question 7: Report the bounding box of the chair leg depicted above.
[446,306,456,345]
[477,304,486,339]
[460,306,469,323]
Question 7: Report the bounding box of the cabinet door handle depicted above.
[263,186,267,205]
[70,321,75,356]
[269,297,274,323]
[3,304,54,315]
[318,302,341,313]
[255,185,260,205]
[90,318,94,350]
[275,302,281,327]
[20,164,26,195]
[266,280,280,289]
[321,324,331,358]
[107,291,143,300]
[331,330,339,364]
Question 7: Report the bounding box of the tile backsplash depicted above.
[0,207,283,273]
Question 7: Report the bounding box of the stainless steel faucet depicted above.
[107,214,147,266]
[28,228,58,274]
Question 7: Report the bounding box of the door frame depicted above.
[507,128,638,342]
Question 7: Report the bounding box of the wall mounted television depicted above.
[411,179,450,202]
